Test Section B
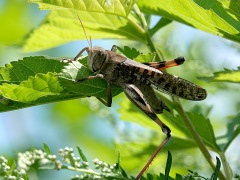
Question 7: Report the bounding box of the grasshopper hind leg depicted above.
[121,83,171,180]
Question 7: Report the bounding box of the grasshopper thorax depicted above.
[87,46,107,72]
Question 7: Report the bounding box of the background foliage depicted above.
[0,0,240,180]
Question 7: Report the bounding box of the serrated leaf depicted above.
[0,73,84,112]
[28,0,136,17]
[137,0,240,43]
[165,151,172,180]
[117,46,141,59]
[23,10,144,52]
[0,73,82,103]
[43,142,51,155]
[133,52,156,63]
[58,60,123,100]
[197,67,240,83]
[218,113,240,151]
[165,112,220,151]
[0,56,65,85]
[77,146,88,162]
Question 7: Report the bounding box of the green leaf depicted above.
[68,153,76,167]
[28,0,136,17]
[137,0,240,43]
[77,146,88,162]
[0,73,83,112]
[218,113,240,151]
[43,142,51,155]
[0,56,65,85]
[197,67,240,83]
[190,104,213,118]
[0,73,81,103]
[10,160,16,175]
[23,10,144,52]
[165,112,220,151]
[133,52,156,63]
[211,157,221,180]
[58,60,123,100]
[117,46,141,59]
[165,151,172,180]
[23,174,29,180]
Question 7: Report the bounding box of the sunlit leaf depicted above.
[0,56,65,85]
[197,67,240,83]
[23,10,144,51]
[28,0,136,17]
[0,73,82,104]
[117,46,141,59]
[133,52,156,63]
[137,0,240,43]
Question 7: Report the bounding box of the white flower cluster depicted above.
[58,147,86,169]
[70,158,120,180]
[0,156,25,180]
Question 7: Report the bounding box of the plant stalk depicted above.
[175,100,226,180]
[219,151,232,180]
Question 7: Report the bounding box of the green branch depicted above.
[175,100,226,180]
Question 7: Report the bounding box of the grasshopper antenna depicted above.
[77,15,92,50]
[90,36,93,50]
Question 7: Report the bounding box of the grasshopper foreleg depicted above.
[74,74,104,83]
[74,74,112,107]
[96,82,112,107]
[122,83,171,180]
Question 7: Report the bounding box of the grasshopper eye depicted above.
[97,50,103,57]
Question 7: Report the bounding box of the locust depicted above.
[68,16,207,180]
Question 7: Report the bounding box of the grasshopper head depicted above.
[87,46,107,72]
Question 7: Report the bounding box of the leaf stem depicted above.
[61,165,101,176]
[149,18,172,37]
[126,9,163,62]
[175,100,226,180]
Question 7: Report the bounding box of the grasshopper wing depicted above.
[122,59,207,101]
[148,71,207,101]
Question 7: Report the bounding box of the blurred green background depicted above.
[0,0,240,179]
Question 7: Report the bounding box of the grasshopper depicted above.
[68,17,207,180]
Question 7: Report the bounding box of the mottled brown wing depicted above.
[123,59,207,101]
[148,71,207,101]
